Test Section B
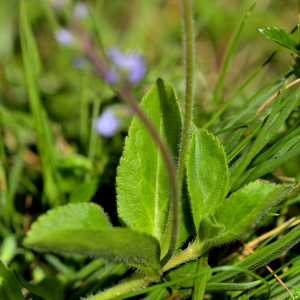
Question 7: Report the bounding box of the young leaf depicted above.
[24,203,161,272]
[203,181,292,246]
[0,259,25,300]
[117,78,183,244]
[257,27,299,53]
[187,126,228,232]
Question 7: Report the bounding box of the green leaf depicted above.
[57,154,95,173]
[24,203,160,272]
[117,78,183,244]
[212,2,257,111]
[25,202,111,236]
[0,259,25,300]
[0,235,17,263]
[25,276,63,300]
[19,0,40,74]
[142,289,169,300]
[257,27,298,52]
[20,0,61,206]
[228,84,300,192]
[14,272,58,300]
[233,145,300,190]
[69,178,99,203]
[165,259,199,288]
[206,281,260,292]
[213,121,259,136]
[209,223,300,283]
[251,124,300,166]
[187,126,228,233]
[202,181,291,246]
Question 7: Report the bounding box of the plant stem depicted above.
[162,0,195,266]
[72,24,179,265]
[88,272,155,300]
[162,241,207,273]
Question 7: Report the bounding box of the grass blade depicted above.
[213,2,256,109]
[20,0,62,206]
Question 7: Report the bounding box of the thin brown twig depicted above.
[241,241,295,300]
[166,293,181,300]
[255,78,300,117]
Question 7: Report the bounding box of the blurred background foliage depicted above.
[1,0,300,299]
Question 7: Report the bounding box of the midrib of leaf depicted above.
[138,160,153,227]
[155,116,163,241]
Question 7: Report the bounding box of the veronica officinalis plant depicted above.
[4,1,300,300]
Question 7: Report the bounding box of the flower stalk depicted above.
[72,24,179,263]
[162,0,195,265]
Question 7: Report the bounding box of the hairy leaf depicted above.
[187,126,228,232]
[117,78,183,243]
[0,259,24,300]
[257,27,298,52]
[24,203,161,271]
[202,181,292,246]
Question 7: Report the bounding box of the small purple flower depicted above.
[55,29,74,46]
[74,2,89,20]
[106,47,146,85]
[95,109,120,137]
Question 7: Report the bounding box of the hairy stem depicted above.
[87,272,156,300]
[162,241,207,273]
[72,24,178,261]
[162,0,195,266]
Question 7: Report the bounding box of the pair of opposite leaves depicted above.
[24,79,292,273]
